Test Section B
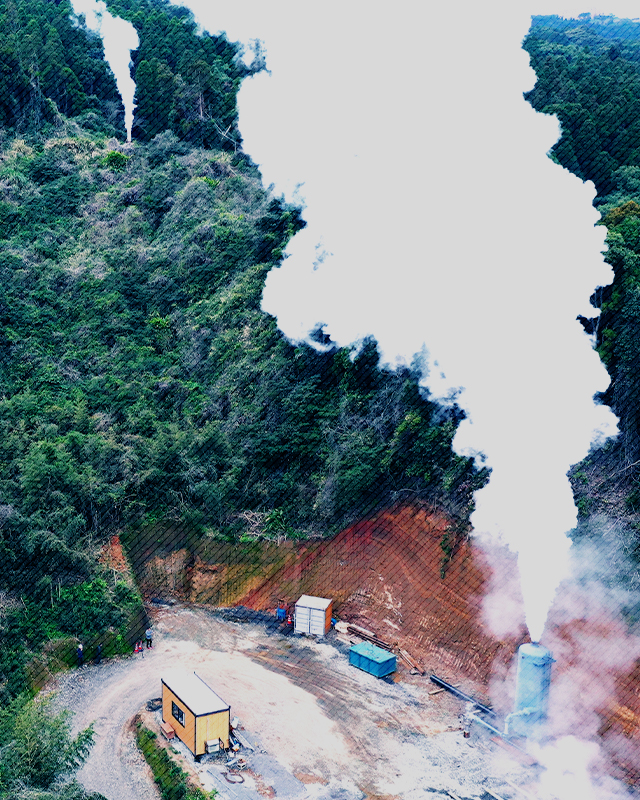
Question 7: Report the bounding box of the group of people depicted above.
[76,627,153,667]
[134,627,154,657]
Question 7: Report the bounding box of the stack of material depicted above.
[346,624,395,651]
[336,620,424,674]
[397,648,423,673]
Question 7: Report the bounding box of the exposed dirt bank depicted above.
[131,502,640,789]
[139,504,519,689]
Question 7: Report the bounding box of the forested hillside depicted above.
[104,0,250,146]
[2,6,640,795]
[524,15,640,576]
[0,0,124,136]
[0,0,486,714]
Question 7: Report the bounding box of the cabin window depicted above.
[172,701,185,727]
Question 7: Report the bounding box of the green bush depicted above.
[101,151,130,171]
[135,723,216,800]
[0,694,95,794]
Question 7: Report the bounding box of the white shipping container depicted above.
[310,608,326,635]
[294,595,333,636]
[294,606,310,634]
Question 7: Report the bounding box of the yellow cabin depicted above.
[161,671,230,757]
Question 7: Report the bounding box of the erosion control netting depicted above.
[0,3,639,800]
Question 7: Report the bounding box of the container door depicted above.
[310,608,326,635]
[295,606,310,633]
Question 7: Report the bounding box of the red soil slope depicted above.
[139,501,640,786]
[232,502,640,785]
[99,534,130,574]
[235,503,518,686]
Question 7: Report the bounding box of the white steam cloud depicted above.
[72,1,640,795]
[486,532,640,798]
[172,0,623,642]
[532,736,631,800]
[70,0,138,141]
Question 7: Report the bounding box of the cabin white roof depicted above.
[162,671,229,715]
[295,594,332,610]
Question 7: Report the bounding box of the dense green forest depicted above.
[103,0,251,146]
[524,15,640,570]
[0,0,124,136]
[0,0,486,723]
[5,8,640,790]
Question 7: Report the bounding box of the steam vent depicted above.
[508,643,554,737]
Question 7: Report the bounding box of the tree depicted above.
[0,695,95,796]
[134,58,175,140]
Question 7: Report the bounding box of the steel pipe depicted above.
[429,674,496,716]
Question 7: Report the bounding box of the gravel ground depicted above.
[50,656,161,800]
[47,605,539,800]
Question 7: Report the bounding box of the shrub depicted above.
[101,151,129,171]
[135,721,216,800]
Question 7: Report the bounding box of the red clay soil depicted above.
[615,660,640,737]
[597,661,640,787]
[611,660,640,785]
[551,614,640,787]
[235,503,519,689]
[136,501,640,786]
[232,502,640,785]
[98,534,130,574]
[542,598,640,787]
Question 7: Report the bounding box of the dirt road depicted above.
[51,651,161,799]
[49,605,536,800]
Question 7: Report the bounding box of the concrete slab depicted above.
[247,753,307,798]
[205,766,263,800]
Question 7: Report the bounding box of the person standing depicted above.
[77,643,84,668]
[94,643,102,665]
[145,627,153,648]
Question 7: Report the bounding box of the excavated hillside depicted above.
[138,503,521,686]
[134,501,640,787]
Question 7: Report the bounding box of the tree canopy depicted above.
[104,0,248,147]
[526,15,640,576]
[0,0,488,703]
[525,14,640,195]
[0,0,123,137]
[0,694,101,800]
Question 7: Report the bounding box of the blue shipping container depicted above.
[349,642,396,678]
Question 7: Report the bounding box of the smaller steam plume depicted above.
[486,519,640,798]
[531,736,630,800]
[70,0,138,141]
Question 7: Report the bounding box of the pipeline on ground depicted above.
[429,674,495,717]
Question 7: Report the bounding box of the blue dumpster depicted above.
[349,642,396,678]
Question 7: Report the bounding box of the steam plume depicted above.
[70,0,138,141]
[174,0,621,640]
[167,0,640,795]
